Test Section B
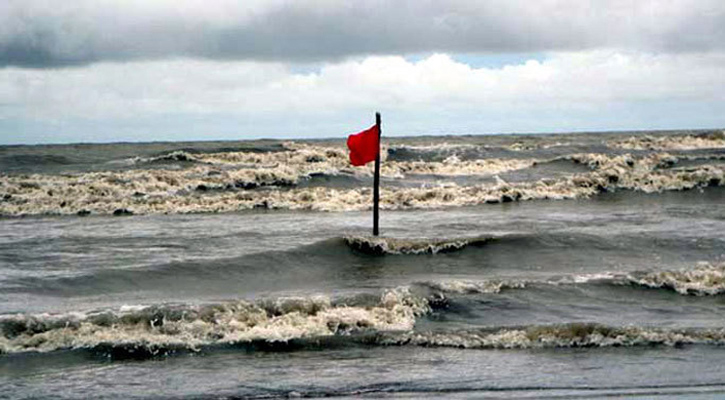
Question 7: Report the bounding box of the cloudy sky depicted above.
[1,0,724,144]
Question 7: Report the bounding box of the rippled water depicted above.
[1,130,724,399]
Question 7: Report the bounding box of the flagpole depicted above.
[373,112,381,236]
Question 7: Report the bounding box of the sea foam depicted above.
[383,323,725,349]
[1,138,723,216]
[0,287,428,355]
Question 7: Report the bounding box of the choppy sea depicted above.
[1,130,724,399]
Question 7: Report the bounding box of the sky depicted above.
[1,0,724,144]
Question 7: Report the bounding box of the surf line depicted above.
[346,112,383,236]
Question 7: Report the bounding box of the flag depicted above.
[347,124,379,166]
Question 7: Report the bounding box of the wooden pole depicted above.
[373,112,381,236]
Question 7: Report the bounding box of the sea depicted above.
[1,130,724,399]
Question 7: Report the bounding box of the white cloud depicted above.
[0,50,723,144]
[2,51,723,123]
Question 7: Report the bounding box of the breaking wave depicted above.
[7,309,725,357]
[1,138,724,216]
[382,323,725,349]
[0,287,428,355]
[415,261,725,296]
[343,235,493,255]
[624,262,725,296]
[542,262,725,296]
[131,151,207,165]
[608,131,725,151]
[2,262,724,356]
[388,140,573,155]
[416,279,526,294]
[383,156,535,177]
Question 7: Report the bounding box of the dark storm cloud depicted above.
[2,0,724,68]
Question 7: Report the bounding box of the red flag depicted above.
[347,124,379,166]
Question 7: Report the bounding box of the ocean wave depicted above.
[3,263,725,356]
[137,144,547,179]
[384,156,535,177]
[551,262,725,296]
[131,150,207,165]
[343,235,492,255]
[608,131,725,151]
[416,279,526,294]
[388,143,479,154]
[382,323,725,349]
[417,262,725,296]
[388,140,572,155]
[0,287,429,355]
[508,140,574,151]
[625,262,725,296]
[1,149,723,216]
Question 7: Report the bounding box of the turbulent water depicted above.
[1,130,724,399]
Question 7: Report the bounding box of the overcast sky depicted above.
[1,0,724,144]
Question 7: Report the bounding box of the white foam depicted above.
[0,287,429,354]
[1,148,722,216]
[389,143,478,152]
[627,262,725,296]
[383,158,535,177]
[419,262,725,296]
[344,235,491,255]
[419,279,525,294]
[385,324,725,349]
[609,132,725,151]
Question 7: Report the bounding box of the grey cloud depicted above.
[2,0,724,68]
